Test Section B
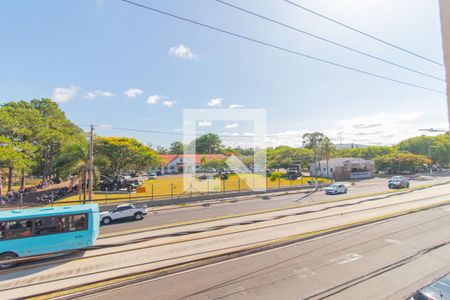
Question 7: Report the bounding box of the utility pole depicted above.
[88,125,94,203]
[439,0,450,130]
[337,132,343,150]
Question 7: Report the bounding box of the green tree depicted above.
[192,133,223,154]
[303,132,327,179]
[55,141,90,201]
[94,137,160,176]
[319,137,335,178]
[266,146,314,170]
[374,152,431,173]
[156,145,169,154]
[169,141,184,154]
[302,132,326,150]
[0,98,85,182]
[336,146,395,160]
[430,134,450,167]
[200,158,226,171]
[397,135,435,156]
[31,98,85,180]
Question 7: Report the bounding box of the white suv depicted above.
[100,204,148,225]
[325,183,348,195]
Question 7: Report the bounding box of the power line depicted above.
[216,0,445,82]
[79,124,314,139]
[119,0,445,95]
[282,0,444,67]
[79,124,378,145]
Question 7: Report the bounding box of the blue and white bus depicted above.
[0,204,99,269]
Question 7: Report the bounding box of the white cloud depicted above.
[207,98,222,107]
[219,111,444,149]
[169,44,198,60]
[52,85,80,103]
[162,100,175,107]
[229,104,245,109]
[222,132,240,136]
[123,88,143,98]
[261,111,428,148]
[225,122,238,129]
[146,95,161,105]
[198,121,212,127]
[83,90,114,99]
[332,111,425,145]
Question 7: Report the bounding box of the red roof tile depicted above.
[158,154,229,165]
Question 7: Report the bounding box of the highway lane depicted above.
[88,200,450,300]
[100,177,449,235]
[2,183,449,299]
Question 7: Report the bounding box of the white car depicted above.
[148,172,157,179]
[325,183,348,195]
[100,204,148,225]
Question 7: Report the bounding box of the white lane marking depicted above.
[228,286,247,296]
[294,267,315,278]
[329,253,362,265]
[385,239,402,245]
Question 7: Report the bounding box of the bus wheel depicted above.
[102,217,112,225]
[0,252,18,269]
[134,212,143,221]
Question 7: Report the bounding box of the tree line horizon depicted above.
[0,99,449,193]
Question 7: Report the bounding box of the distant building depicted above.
[310,158,375,181]
[158,154,229,173]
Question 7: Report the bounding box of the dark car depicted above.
[388,176,410,189]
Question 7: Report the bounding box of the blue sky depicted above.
[0,0,448,147]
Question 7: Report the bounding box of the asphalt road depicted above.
[100,177,450,235]
[2,183,449,299]
[89,200,450,300]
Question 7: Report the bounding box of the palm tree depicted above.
[55,141,89,203]
[319,137,335,179]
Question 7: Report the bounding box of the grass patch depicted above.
[57,174,330,205]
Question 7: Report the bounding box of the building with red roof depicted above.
[158,154,229,173]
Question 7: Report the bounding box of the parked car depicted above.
[148,172,157,180]
[100,204,148,225]
[325,183,347,195]
[388,176,410,189]
[287,164,302,176]
[99,175,138,191]
[409,275,450,300]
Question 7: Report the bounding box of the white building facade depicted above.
[310,158,375,180]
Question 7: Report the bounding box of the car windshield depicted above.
[2,2,450,299]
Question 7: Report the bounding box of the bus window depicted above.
[69,214,87,231]
[21,221,33,238]
[0,222,6,240]
[36,217,66,235]
[1,220,33,240]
